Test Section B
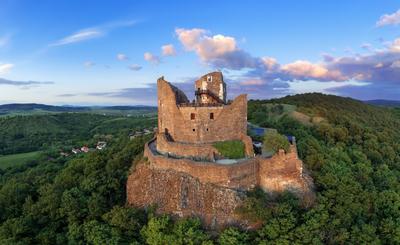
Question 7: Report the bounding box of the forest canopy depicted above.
[0,93,399,244]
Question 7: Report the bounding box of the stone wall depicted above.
[127,163,249,229]
[145,139,258,190]
[258,145,305,193]
[156,133,219,161]
[194,72,226,103]
[127,140,313,229]
[157,77,250,146]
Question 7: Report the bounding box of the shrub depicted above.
[263,131,290,154]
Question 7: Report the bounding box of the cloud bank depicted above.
[175,28,400,99]
[0,78,54,88]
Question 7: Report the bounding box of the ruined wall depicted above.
[127,141,313,229]
[156,133,219,161]
[194,72,226,103]
[258,145,305,193]
[127,163,249,229]
[157,77,251,151]
[145,139,258,190]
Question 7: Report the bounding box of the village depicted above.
[59,127,156,157]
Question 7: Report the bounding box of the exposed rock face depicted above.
[127,163,250,229]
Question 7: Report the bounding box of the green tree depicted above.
[263,131,290,154]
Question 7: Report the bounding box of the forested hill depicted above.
[0,103,157,116]
[269,93,400,129]
[0,93,399,244]
[365,99,400,107]
[0,103,88,112]
[245,93,400,243]
[0,113,157,155]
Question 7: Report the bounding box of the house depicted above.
[96,141,107,150]
[81,146,90,153]
[129,131,144,140]
[71,148,81,154]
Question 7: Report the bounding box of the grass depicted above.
[213,140,245,159]
[0,151,42,169]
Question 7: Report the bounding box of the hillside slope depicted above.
[0,113,156,155]
[245,93,400,243]
[0,93,399,243]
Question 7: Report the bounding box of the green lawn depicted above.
[213,140,245,159]
[0,151,42,169]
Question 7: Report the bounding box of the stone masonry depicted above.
[126,72,313,229]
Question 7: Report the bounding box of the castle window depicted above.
[210,113,214,119]
[190,113,195,120]
[206,128,209,131]
[192,128,195,132]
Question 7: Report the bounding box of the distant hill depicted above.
[364,99,400,107]
[0,103,157,116]
[0,103,89,112]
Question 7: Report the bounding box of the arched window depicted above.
[210,113,214,119]
[190,113,195,120]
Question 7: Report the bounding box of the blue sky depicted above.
[0,0,399,105]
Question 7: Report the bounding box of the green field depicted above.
[0,151,42,169]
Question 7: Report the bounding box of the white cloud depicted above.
[281,60,344,81]
[128,64,142,71]
[376,9,400,27]
[161,44,176,56]
[0,63,14,74]
[144,52,160,64]
[50,20,136,46]
[117,53,129,61]
[261,57,279,70]
[390,38,400,52]
[84,61,95,67]
[175,28,257,69]
[176,28,236,60]
[51,29,103,46]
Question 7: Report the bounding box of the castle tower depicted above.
[156,71,254,159]
[194,72,227,104]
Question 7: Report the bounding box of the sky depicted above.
[0,0,400,106]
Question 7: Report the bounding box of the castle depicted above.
[127,72,313,229]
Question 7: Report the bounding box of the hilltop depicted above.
[0,93,399,244]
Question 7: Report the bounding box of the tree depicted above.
[263,131,290,154]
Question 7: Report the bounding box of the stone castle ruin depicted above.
[127,72,313,229]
